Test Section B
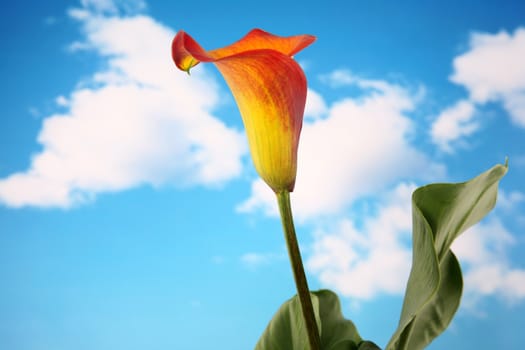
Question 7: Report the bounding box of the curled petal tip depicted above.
[171,30,203,72]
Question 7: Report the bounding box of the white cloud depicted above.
[79,0,146,15]
[80,0,119,14]
[238,70,444,219]
[321,69,359,87]
[497,189,525,213]
[304,88,328,120]
[503,91,525,126]
[236,178,278,216]
[453,218,525,307]
[450,27,525,127]
[0,4,246,208]
[430,100,478,153]
[430,27,525,153]
[55,95,69,107]
[307,183,414,300]
[240,251,284,269]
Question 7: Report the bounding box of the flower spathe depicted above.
[172,29,315,192]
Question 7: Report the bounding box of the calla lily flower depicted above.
[172,29,315,193]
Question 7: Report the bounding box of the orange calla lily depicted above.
[172,29,315,193]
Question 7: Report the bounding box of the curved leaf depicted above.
[386,162,508,350]
[256,290,379,350]
[255,291,319,350]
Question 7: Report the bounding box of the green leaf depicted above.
[316,290,363,350]
[357,341,382,350]
[255,291,318,350]
[386,162,508,350]
[256,290,379,350]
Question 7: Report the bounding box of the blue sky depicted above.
[1,0,525,349]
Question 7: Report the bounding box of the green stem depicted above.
[276,190,321,350]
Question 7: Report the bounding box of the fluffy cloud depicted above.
[79,0,146,15]
[304,88,328,120]
[0,3,245,208]
[453,218,525,307]
[430,100,478,153]
[451,28,525,113]
[430,27,525,152]
[307,183,414,299]
[498,191,525,214]
[238,70,444,219]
